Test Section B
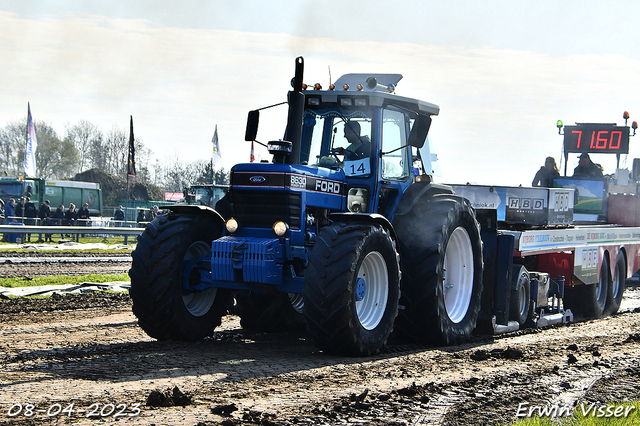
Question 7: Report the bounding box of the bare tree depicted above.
[160,155,187,192]
[65,120,102,173]
[134,142,153,184]
[0,120,27,176]
[102,126,128,177]
[35,122,80,179]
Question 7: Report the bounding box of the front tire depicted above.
[303,222,400,356]
[393,194,483,345]
[129,213,230,340]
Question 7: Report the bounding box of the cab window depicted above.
[302,108,373,178]
[381,109,410,180]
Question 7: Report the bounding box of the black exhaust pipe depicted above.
[283,57,305,165]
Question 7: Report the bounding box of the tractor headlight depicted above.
[225,218,239,234]
[273,221,288,237]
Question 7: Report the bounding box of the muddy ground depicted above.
[0,253,639,425]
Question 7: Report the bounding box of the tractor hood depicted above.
[231,162,346,197]
[230,162,347,229]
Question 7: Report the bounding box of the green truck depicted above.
[0,177,103,216]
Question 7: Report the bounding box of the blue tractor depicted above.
[129,57,484,356]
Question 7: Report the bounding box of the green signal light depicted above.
[556,120,563,128]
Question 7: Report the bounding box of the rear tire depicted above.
[604,251,626,316]
[565,255,609,320]
[393,194,483,345]
[509,265,531,326]
[129,213,230,340]
[303,222,400,356]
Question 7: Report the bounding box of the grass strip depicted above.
[0,274,130,288]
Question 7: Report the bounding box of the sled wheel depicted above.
[303,222,400,356]
[565,255,609,320]
[235,292,306,332]
[393,194,483,345]
[129,213,230,340]
[604,251,626,316]
[509,265,531,326]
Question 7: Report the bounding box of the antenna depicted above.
[328,65,332,87]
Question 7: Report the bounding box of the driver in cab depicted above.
[344,121,371,160]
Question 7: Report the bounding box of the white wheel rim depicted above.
[289,293,304,314]
[443,226,474,324]
[355,251,389,330]
[517,284,527,317]
[182,241,218,317]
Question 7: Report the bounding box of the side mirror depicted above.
[407,114,432,148]
[245,110,260,141]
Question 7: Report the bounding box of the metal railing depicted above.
[0,220,145,245]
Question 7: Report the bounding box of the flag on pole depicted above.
[24,103,37,177]
[127,115,136,177]
[212,125,221,168]
[250,140,255,162]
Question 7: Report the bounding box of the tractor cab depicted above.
[245,69,440,223]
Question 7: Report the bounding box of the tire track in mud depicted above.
[0,252,132,278]
[0,288,639,424]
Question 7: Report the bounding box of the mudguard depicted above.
[328,212,397,242]
[164,204,225,235]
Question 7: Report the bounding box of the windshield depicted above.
[0,183,23,201]
[302,107,373,178]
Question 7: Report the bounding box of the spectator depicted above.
[77,203,91,237]
[4,198,15,224]
[145,205,158,222]
[573,153,604,178]
[50,204,65,225]
[23,197,38,242]
[37,199,51,243]
[532,156,560,187]
[65,203,77,226]
[113,205,125,227]
[0,198,10,242]
[15,197,25,223]
[50,204,65,240]
[136,209,146,227]
[65,203,77,239]
[77,203,91,225]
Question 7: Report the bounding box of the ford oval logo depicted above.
[250,176,266,183]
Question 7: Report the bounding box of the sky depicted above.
[1,0,640,186]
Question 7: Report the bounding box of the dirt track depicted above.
[0,257,640,425]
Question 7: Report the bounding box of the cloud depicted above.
[1,10,639,187]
